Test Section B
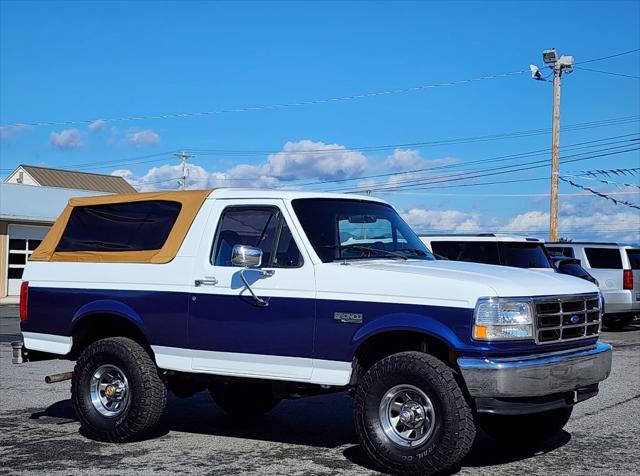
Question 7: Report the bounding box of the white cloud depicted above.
[112,139,369,192]
[88,119,106,132]
[401,208,482,234]
[386,148,460,171]
[0,124,30,141]
[267,140,367,180]
[500,209,640,242]
[127,129,160,147]
[49,128,83,149]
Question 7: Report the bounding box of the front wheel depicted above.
[355,351,476,476]
[71,337,167,442]
[478,407,572,444]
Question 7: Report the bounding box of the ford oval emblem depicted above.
[570,315,580,324]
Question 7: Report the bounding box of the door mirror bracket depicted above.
[231,245,272,307]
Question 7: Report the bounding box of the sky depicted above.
[1,0,639,242]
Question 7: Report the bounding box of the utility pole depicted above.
[174,151,194,190]
[549,61,562,243]
[534,49,574,242]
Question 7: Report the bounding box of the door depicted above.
[7,225,49,295]
[188,199,316,381]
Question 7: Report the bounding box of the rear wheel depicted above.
[71,337,167,442]
[355,351,475,475]
[209,382,280,418]
[478,407,573,444]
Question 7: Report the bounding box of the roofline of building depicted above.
[0,181,112,195]
[18,163,132,181]
[0,214,56,224]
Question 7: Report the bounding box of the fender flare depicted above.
[351,312,467,353]
[70,299,150,340]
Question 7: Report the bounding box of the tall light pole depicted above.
[174,151,194,190]
[533,49,574,242]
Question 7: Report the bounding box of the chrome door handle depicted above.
[195,278,218,287]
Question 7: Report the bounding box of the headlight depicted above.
[473,297,533,341]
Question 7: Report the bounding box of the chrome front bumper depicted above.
[458,342,612,398]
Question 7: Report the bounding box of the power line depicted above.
[296,133,640,189]
[4,115,635,177]
[0,70,528,129]
[4,48,639,129]
[573,66,640,80]
[333,146,640,193]
[575,48,640,65]
[187,116,640,157]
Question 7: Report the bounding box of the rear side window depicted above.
[547,246,574,258]
[500,243,552,268]
[56,200,182,252]
[585,248,623,269]
[431,241,500,265]
[626,249,640,270]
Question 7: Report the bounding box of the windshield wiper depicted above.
[322,244,407,261]
[397,248,428,257]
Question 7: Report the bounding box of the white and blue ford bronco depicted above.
[17,188,612,475]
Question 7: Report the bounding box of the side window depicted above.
[56,200,182,252]
[431,241,500,265]
[584,248,623,269]
[547,246,574,258]
[212,207,302,268]
[273,221,303,268]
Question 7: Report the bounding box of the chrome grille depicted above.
[534,293,601,344]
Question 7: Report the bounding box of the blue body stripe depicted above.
[22,287,599,360]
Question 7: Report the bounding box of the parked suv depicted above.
[546,242,639,330]
[548,255,599,286]
[15,190,611,475]
[420,234,554,270]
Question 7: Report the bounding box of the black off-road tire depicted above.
[210,382,280,418]
[478,407,572,444]
[71,337,167,442]
[355,351,476,476]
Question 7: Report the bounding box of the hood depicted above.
[343,259,599,298]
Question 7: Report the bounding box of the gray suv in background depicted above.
[546,242,640,330]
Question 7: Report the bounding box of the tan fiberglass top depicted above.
[29,189,213,264]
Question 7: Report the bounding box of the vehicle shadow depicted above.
[30,392,571,472]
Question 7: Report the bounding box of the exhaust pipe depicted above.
[45,372,73,384]
[11,341,24,364]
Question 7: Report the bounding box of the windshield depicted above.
[292,198,435,263]
[499,242,552,268]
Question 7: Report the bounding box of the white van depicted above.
[546,242,639,330]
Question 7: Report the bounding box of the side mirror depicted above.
[230,244,272,307]
[231,245,262,268]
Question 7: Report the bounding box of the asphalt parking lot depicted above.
[1,304,638,475]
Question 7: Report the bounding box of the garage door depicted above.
[7,224,50,296]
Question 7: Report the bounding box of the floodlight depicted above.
[530,64,542,80]
[558,55,574,67]
[542,49,558,64]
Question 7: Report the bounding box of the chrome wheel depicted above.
[379,384,435,447]
[90,364,130,417]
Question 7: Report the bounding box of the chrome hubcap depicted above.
[90,364,129,417]
[379,384,435,447]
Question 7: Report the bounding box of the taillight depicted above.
[623,270,633,290]
[19,281,28,321]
